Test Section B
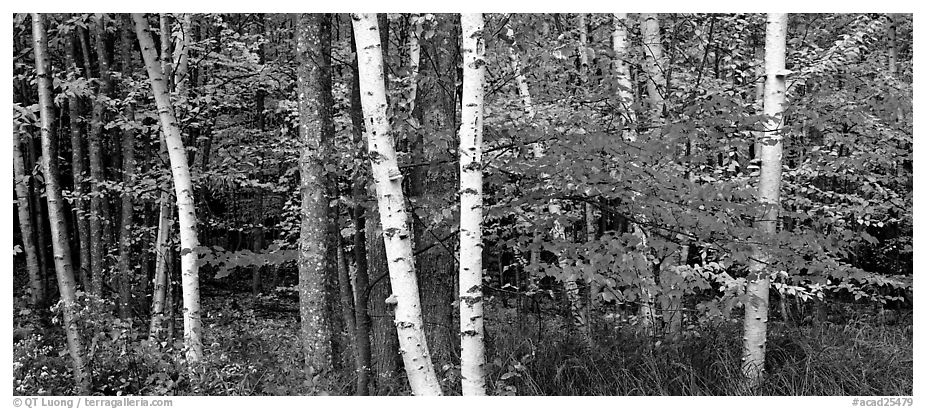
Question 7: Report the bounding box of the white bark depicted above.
[32,13,92,393]
[404,13,422,117]
[173,13,192,97]
[13,128,43,307]
[503,15,536,132]
[577,14,589,76]
[133,13,203,362]
[612,13,637,140]
[743,12,788,387]
[150,13,175,339]
[351,13,442,396]
[640,13,666,121]
[753,43,765,160]
[149,200,172,339]
[459,13,487,396]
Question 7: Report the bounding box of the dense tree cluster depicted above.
[12,13,911,396]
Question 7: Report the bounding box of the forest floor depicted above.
[13,283,913,396]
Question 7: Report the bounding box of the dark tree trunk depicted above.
[318,14,346,373]
[14,128,45,308]
[115,18,137,320]
[89,13,113,295]
[295,12,333,378]
[65,31,91,291]
[349,23,373,396]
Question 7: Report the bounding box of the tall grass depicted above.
[485,307,912,396]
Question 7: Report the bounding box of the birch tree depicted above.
[640,13,684,338]
[351,13,442,396]
[459,12,487,396]
[612,13,637,139]
[149,12,176,339]
[612,13,656,331]
[13,127,44,307]
[31,13,92,393]
[640,13,666,121]
[295,12,333,379]
[742,12,788,388]
[132,13,203,362]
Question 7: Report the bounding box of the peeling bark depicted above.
[742,13,788,388]
[31,13,92,393]
[459,13,487,396]
[133,13,204,362]
[351,13,443,396]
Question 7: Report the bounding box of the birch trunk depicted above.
[351,13,442,396]
[149,13,175,339]
[742,12,788,388]
[578,14,589,75]
[640,13,666,121]
[149,199,173,339]
[133,13,203,362]
[887,16,903,122]
[365,15,402,389]
[612,13,637,139]
[459,13,487,396]
[503,15,536,124]
[31,13,92,393]
[14,128,44,307]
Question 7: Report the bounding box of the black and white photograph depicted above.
[7,7,915,403]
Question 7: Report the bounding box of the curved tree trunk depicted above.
[458,13,487,396]
[366,14,401,392]
[31,13,92,394]
[742,12,788,388]
[351,13,442,396]
[133,13,203,362]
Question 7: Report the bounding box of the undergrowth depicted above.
[13,290,912,396]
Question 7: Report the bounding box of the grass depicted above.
[484,304,913,396]
[13,288,912,396]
